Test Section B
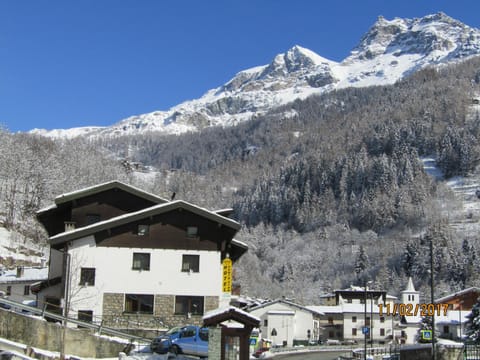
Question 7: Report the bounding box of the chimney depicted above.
[16,266,24,278]
[64,221,76,232]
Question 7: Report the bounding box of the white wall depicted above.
[249,302,315,347]
[66,236,222,318]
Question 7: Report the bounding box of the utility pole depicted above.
[364,283,367,360]
[61,251,71,360]
[430,236,436,360]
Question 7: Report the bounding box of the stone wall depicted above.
[102,293,221,330]
[205,295,219,312]
[0,309,128,358]
[399,344,464,360]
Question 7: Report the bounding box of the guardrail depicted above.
[0,297,151,345]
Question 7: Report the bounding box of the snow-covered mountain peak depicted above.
[348,12,480,63]
[33,13,480,139]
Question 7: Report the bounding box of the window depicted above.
[380,328,385,336]
[78,310,93,323]
[264,319,268,327]
[137,225,149,236]
[124,294,154,314]
[132,253,150,271]
[366,317,370,326]
[77,310,93,328]
[86,214,100,225]
[199,328,209,341]
[80,268,95,286]
[187,226,198,237]
[352,328,357,336]
[182,255,199,272]
[24,285,30,295]
[328,317,334,325]
[352,316,357,323]
[180,326,197,338]
[175,295,204,315]
[328,331,334,338]
[380,316,385,323]
[6,286,11,296]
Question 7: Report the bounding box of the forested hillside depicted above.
[3,57,480,303]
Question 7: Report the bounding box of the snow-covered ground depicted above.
[0,227,47,267]
[422,156,480,239]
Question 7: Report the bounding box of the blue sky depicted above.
[2,1,480,132]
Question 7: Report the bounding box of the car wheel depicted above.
[169,345,180,355]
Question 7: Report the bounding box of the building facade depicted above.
[33,181,247,330]
[248,299,323,347]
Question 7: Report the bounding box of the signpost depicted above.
[421,329,433,341]
[222,257,232,292]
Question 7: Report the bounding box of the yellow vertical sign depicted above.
[222,257,232,293]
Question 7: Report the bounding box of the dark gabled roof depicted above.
[203,306,260,328]
[49,199,241,246]
[36,180,168,215]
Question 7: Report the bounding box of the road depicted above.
[273,349,352,360]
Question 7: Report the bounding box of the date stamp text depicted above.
[378,303,448,317]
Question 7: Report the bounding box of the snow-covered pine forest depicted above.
[3,56,480,304]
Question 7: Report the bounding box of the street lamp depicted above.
[364,280,373,360]
[429,235,436,360]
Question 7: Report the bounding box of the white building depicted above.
[309,285,398,344]
[398,278,471,344]
[0,266,48,305]
[33,181,247,330]
[248,299,323,347]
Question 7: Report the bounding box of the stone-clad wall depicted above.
[102,293,220,329]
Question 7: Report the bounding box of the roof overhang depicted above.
[36,180,168,216]
[49,200,241,246]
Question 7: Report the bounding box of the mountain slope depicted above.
[31,12,480,138]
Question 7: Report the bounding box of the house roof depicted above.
[0,267,48,284]
[403,277,417,293]
[37,180,168,215]
[435,287,480,303]
[49,199,241,246]
[249,298,324,316]
[203,306,260,328]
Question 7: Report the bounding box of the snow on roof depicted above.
[249,298,324,315]
[403,277,417,293]
[435,287,480,303]
[0,267,48,283]
[203,305,260,323]
[231,238,248,249]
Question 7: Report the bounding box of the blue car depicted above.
[170,326,209,358]
[150,326,183,353]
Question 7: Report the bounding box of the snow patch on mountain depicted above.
[32,13,480,139]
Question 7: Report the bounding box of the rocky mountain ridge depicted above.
[31,12,480,139]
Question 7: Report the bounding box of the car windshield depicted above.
[165,326,182,335]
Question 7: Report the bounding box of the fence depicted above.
[0,296,151,345]
[464,342,480,360]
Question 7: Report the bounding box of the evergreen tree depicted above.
[465,296,480,343]
[355,245,370,280]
